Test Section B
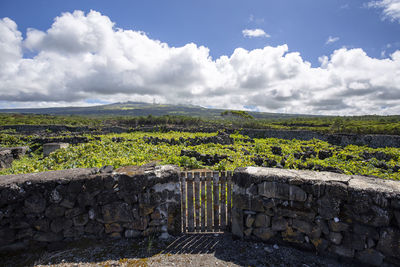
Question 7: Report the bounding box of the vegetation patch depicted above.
[1,131,399,180]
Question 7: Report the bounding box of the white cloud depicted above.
[242,29,270,38]
[326,36,340,45]
[1,10,400,115]
[367,0,400,22]
[248,14,265,24]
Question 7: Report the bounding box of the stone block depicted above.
[276,208,315,221]
[271,216,288,231]
[109,232,122,239]
[49,188,63,204]
[102,202,133,223]
[367,238,375,248]
[123,216,149,231]
[149,219,162,226]
[231,208,244,238]
[73,214,89,226]
[355,249,384,266]
[9,220,30,229]
[250,197,264,212]
[125,229,141,238]
[67,180,83,194]
[151,210,161,220]
[258,182,307,202]
[77,192,94,208]
[329,232,343,245]
[143,226,160,236]
[292,219,313,234]
[16,228,34,239]
[377,228,400,259]
[244,228,253,237]
[0,149,13,169]
[253,227,276,241]
[358,205,390,227]
[330,245,354,258]
[65,207,84,219]
[245,214,255,228]
[33,219,50,232]
[24,195,46,214]
[51,218,73,233]
[317,196,340,220]
[282,227,304,243]
[391,199,400,209]
[342,232,365,251]
[254,214,270,228]
[43,143,69,157]
[325,182,348,199]
[45,205,65,219]
[139,203,155,216]
[84,221,104,235]
[311,238,329,253]
[262,198,276,209]
[63,226,82,238]
[353,224,379,240]
[232,194,248,210]
[105,223,123,233]
[97,192,119,206]
[33,232,63,242]
[395,211,400,228]
[328,220,349,232]
[0,228,16,245]
[309,225,322,239]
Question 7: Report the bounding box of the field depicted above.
[1,131,399,180]
[1,103,400,135]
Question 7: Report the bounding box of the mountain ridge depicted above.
[0,102,317,119]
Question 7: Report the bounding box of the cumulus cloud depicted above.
[326,36,340,45]
[367,0,400,22]
[242,29,270,38]
[0,10,400,115]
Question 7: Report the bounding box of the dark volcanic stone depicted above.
[33,232,63,242]
[318,150,332,160]
[45,205,66,219]
[271,146,282,156]
[102,202,133,223]
[377,228,400,259]
[24,194,46,214]
[356,249,384,266]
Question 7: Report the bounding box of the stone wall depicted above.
[0,164,181,252]
[232,167,400,266]
[239,129,400,148]
[2,164,400,265]
[0,146,28,169]
[3,124,400,148]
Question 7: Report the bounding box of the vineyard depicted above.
[1,131,399,180]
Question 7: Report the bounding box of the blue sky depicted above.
[1,0,399,65]
[0,0,400,114]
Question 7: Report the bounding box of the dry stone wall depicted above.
[0,164,181,252]
[232,167,400,266]
[3,124,400,148]
[0,146,28,169]
[2,164,400,266]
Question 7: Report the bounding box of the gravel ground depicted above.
[0,233,359,267]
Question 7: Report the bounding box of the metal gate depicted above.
[180,171,232,233]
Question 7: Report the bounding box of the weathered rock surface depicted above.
[0,164,181,253]
[0,146,28,169]
[233,167,400,266]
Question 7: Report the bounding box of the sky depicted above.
[0,0,400,115]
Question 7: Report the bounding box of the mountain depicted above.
[0,102,316,119]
